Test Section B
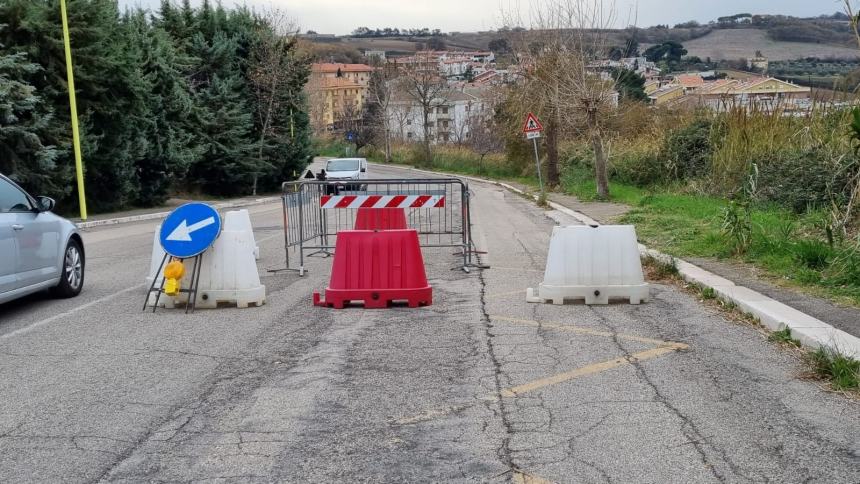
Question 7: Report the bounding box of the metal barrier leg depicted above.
[269,194,300,274]
[143,253,169,311]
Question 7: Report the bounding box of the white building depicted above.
[388,88,492,144]
[440,58,473,78]
[364,50,386,61]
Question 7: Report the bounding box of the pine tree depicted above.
[1,0,315,208]
[191,71,255,195]
[247,11,313,193]
[156,0,184,40]
[186,25,256,195]
[0,50,63,195]
[126,9,199,205]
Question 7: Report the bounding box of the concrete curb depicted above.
[385,163,860,358]
[75,196,281,229]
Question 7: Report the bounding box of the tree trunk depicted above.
[385,135,392,162]
[384,126,392,162]
[592,132,610,200]
[545,120,560,187]
[422,105,432,164]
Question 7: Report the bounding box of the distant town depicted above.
[303,12,857,143]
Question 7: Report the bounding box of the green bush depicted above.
[808,347,860,391]
[611,152,666,187]
[827,249,860,287]
[793,240,832,270]
[756,149,835,213]
[663,119,713,179]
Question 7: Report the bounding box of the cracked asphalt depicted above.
[0,163,858,483]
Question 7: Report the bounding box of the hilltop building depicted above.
[387,87,495,144]
[307,63,375,129]
[364,50,386,61]
[748,55,769,74]
[694,77,809,112]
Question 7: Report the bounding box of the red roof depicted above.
[312,63,374,73]
[676,74,704,88]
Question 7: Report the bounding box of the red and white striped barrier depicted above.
[320,194,445,209]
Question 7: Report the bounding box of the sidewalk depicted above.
[74,195,280,229]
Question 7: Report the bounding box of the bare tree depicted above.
[468,110,504,173]
[248,9,303,194]
[451,100,472,146]
[388,100,413,141]
[396,51,447,163]
[304,76,330,135]
[366,64,395,161]
[504,0,620,199]
[336,101,374,152]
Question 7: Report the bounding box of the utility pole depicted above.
[60,0,87,220]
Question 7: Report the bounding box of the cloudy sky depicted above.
[119,0,844,34]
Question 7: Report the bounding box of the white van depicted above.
[324,158,368,191]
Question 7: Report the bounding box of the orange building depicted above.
[308,63,374,128]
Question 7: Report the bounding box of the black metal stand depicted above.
[143,253,204,314]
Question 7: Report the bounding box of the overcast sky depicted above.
[119,0,845,34]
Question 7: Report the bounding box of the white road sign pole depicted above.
[523,113,545,201]
[532,136,544,199]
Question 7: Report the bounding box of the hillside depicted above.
[310,18,860,63]
[336,33,491,54]
[683,29,860,61]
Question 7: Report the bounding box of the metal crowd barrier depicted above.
[279,178,479,275]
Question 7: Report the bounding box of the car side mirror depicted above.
[360,168,366,173]
[36,196,56,213]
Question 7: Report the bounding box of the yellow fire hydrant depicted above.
[163,258,185,296]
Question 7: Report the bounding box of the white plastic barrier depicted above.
[223,209,260,260]
[147,209,266,309]
[527,225,649,305]
[146,228,166,288]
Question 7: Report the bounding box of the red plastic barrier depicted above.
[353,208,408,230]
[313,229,432,309]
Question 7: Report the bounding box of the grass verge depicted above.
[808,347,860,391]
[562,166,860,307]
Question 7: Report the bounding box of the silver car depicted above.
[0,174,85,304]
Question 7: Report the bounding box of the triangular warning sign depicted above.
[522,112,544,133]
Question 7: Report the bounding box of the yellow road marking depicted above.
[491,315,687,348]
[500,346,683,398]
[513,470,555,484]
[392,404,472,425]
[394,317,688,429]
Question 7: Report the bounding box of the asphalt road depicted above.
[0,162,858,483]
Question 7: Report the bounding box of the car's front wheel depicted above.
[53,239,84,298]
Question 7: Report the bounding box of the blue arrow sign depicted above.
[159,203,222,258]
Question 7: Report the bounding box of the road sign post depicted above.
[346,131,355,156]
[146,203,223,313]
[522,113,545,200]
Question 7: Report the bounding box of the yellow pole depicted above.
[60,0,87,220]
